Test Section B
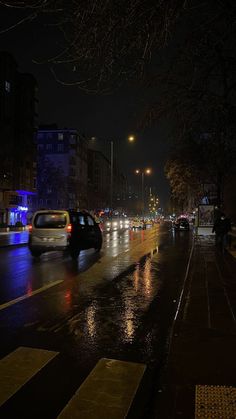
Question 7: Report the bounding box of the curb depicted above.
[165,237,195,359]
[0,242,28,249]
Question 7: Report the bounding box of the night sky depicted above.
[0,5,171,207]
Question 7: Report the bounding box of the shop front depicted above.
[3,190,35,226]
[8,205,28,226]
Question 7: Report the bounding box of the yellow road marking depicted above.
[0,346,58,407]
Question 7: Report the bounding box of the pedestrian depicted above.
[212,212,231,252]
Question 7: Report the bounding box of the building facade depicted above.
[87,137,128,211]
[36,126,88,210]
[0,52,38,226]
[87,149,110,210]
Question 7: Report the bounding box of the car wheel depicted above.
[95,239,102,252]
[70,249,80,260]
[30,250,41,258]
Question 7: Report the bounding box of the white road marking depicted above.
[0,280,63,311]
[0,346,58,407]
[57,358,146,419]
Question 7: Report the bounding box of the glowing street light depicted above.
[135,168,152,217]
[128,135,135,142]
[91,135,137,211]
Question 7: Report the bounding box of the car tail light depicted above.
[67,223,72,233]
[28,224,32,233]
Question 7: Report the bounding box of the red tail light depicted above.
[67,223,72,233]
[28,224,32,232]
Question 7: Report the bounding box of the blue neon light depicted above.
[16,190,36,196]
[18,206,28,211]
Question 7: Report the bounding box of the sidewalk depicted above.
[155,235,236,418]
[0,230,29,247]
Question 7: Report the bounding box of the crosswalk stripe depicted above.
[57,357,146,419]
[0,346,59,407]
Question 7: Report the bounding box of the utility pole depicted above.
[141,172,144,218]
[110,140,113,211]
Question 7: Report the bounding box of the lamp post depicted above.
[110,140,113,210]
[135,168,151,217]
[111,135,135,210]
[91,135,135,212]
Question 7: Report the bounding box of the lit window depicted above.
[58,133,64,140]
[87,216,94,226]
[79,215,85,225]
[5,81,11,93]
[57,144,64,152]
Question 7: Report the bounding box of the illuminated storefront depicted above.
[8,205,29,225]
[4,190,35,226]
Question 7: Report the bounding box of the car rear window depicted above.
[34,213,67,228]
[69,213,86,225]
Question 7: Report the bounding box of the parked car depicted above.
[28,209,103,259]
[173,217,190,231]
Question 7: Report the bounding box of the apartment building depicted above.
[36,126,88,210]
[0,51,38,225]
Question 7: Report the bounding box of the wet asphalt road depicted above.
[0,224,193,418]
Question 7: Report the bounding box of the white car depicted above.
[103,217,130,231]
[28,209,102,259]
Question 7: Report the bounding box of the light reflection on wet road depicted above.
[0,224,194,418]
[0,227,159,305]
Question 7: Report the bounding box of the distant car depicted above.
[145,219,154,228]
[102,217,130,231]
[28,209,103,259]
[130,218,145,229]
[173,217,190,231]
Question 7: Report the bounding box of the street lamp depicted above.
[111,136,135,209]
[111,135,136,210]
[135,168,152,217]
[91,135,136,212]
[110,139,114,210]
[128,135,135,142]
